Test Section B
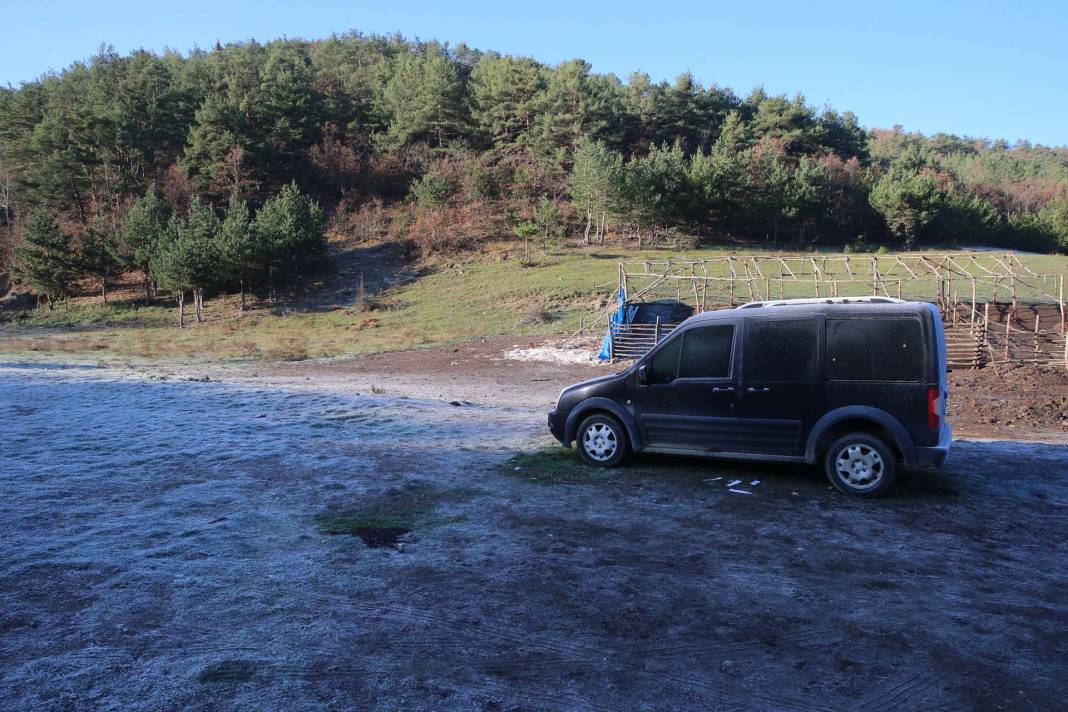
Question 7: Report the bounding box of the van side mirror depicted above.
[636,364,648,385]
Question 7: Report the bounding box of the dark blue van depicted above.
[548,298,951,496]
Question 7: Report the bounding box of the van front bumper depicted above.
[547,409,567,444]
[912,424,952,468]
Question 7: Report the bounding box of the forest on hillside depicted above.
[1,32,1067,306]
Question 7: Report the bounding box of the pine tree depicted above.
[379,47,471,149]
[869,167,943,250]
[252,182,325,300]
[80,218,121,303]
[151,199,220,326]
[569,138,623,244]
[218,199,256,312]
[12,211,79,307]
[470,54,543,153]
[114,188,170,302]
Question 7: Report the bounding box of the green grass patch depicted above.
[3,300,172,328]
[3,244,1066,362]
[314,511,424,534]
[198,659,260,684]
[311,505,465,540]
[505,442,783,487]
[505,446,614,484]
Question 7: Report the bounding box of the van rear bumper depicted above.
[911,425,952,468]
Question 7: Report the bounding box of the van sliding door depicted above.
[740,317,824,456]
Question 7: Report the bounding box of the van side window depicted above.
[827,318,924,382]
[679,325,734,379]
[647,333,683,384]
[746,320,819,381]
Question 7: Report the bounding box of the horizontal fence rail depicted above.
[607,321,680,360]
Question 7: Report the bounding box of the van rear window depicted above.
[827,318,924,382]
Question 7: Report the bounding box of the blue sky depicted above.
[4,0,1067,146]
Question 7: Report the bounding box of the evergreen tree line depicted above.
[13,183,323,324]
[1,33,1066,302]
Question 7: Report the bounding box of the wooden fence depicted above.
[606,320,680,360]
[603,302,1068,371]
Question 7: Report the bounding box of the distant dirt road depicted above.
[1,355,1066,710]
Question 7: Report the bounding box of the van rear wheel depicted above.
[576,414,629,468]
[824,433,897,497]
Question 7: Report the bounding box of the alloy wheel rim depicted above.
[583,423,618,462]
[835,443,884,489]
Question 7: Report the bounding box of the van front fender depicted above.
[563,398,643,451]
[805,406,916,465]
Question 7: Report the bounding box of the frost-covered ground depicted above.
[1,360,1067,711]
[505,345,601,365]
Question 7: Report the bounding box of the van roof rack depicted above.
[739,296,905,309]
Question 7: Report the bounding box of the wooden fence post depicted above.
[1060,274,1065,334]
[1005,317,1010,360]
[970,279,977,330]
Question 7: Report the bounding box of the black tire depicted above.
[575,413,630,468]
[824,432,897,497]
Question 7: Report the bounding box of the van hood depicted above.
[556,371,629,409]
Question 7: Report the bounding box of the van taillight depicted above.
[927,388,943,430]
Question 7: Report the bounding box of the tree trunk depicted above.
[239,278,246,314]
[583,205,592,245]
[142,273,151,305]
[177,292,185,328]
[100,279,108,304]
[194,289,202,323]
[598,211,606,245]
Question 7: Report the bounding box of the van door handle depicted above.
[711,386,735,393]
[746,386,771,393]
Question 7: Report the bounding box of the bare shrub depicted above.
[338,198,389,243]
[408,204,504,257]
[159,164,197,215]
[308,125,367,198]
[524,302,553,324]
[232,340,261,359]
[268,333,309,361]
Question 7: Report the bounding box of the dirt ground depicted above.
[236,336,1068,442]
[2,348,1067,711]
[947,362,1068,440]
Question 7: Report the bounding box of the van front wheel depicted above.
[824,433,897,497]
[576,414,629,468]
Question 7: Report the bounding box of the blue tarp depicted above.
[598,295,694,360]
[598,286,638,361]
